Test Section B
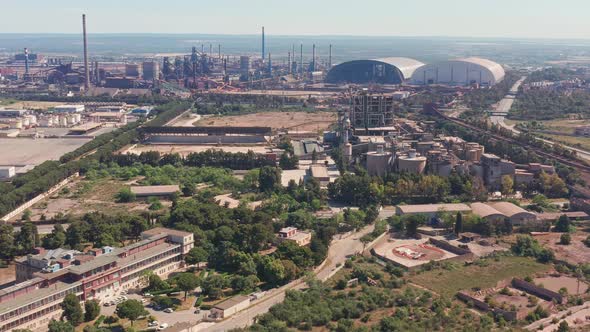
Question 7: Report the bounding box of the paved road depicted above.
[488,77,590,161]
[204,224,375,332]
[525,301,590,331]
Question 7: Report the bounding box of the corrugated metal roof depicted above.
[457,57,505,82]
[470,202,505,218]
[373,57,425,80]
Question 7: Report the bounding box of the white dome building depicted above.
[411,57,505,87]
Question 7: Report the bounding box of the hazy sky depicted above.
[1,0,588,39]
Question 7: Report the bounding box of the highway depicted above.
[204,224,375,332]
[488,76,590,161]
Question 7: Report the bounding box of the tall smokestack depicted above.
[329,44,332,69]
[24,48,29,75]
[218,44,221,59]
[312,44,315,72]
[82,14,90,90]
[300,44,303,77]
[262,27,265,60]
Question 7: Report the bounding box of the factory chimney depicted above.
[300,44,303,77]
[268,53,272,76]
[288,52,291,74]
[24,48,29,75]
[82,14,90,90]
[311,44,315,72]
[329,44,332,69]
[262,27,265,61]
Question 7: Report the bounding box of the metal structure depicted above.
[327,57,424,84]
[261,26,265,60]
[350,91,395,131]
[82,14,90,90]
[410,57,505,86]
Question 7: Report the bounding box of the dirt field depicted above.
[0,138,91,166]
[535,276,589,295]
[194,111,337,132]
[0,99,63,110]
[126,144,271,157]
[533,231,590,265]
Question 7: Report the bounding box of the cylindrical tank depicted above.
[74,113,82,123]
[10,119,23,129]
[59,116,68,127]
[398,154,426,174]
[22,117,30,127]
[367,149,393,177]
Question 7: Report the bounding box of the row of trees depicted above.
[328,171,485,208]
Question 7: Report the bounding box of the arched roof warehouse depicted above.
[410,57,505,86]
[326,57,424,84]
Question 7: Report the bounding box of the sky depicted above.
[1,0,589,39]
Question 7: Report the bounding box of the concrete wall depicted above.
[512,278,564,304]
[456,292,517,321]
[428,238,472,255]
[1,173,79,222]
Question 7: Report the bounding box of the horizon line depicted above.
[0,32,589,42]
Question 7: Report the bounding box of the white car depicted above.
[148,321,159,327]
[163,308,174,313]
[158,323,169,330]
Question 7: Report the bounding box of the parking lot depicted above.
[100,293,209,330]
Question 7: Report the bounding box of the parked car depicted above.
[158,323,169,330]
[163,308,174,313]
[194,308,200,314]
[148,321,159,327]
[103,302,111,307]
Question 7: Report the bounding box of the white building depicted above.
[0,166,16,179]
[53,105,85,113]
[411,57,505,87]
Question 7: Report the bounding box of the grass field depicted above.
[543,133,590,151]
[410,256,550,298]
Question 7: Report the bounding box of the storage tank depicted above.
[398,150,427,174]
[74,113,82,123]
[366,145,393,177]
[22,117,30,127]
[59,116,68,127]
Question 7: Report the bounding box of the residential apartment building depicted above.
[1,228,193,332]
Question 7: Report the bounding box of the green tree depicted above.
[557,321,570,332]
[201,274,227,300]
[185,246,209,267]
[555,214,571,233]
[15,222,39,254]
[0,224,15,261]
[175,273,200,300]
[116,300,148,326]
[258,166,281,193]
[84,299,101,322]
[42,224,67,249]
[454,212,463,235]
[501,175,514,196]
[560,233,571,245]
[146,273,170,292]
[61,293,83,326]
[116,188,136,203]
[48,320,75,332]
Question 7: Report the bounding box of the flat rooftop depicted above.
[130,185,180,196]
[396,203,471,215]
[213,295,250,310]
[0,280,81,314]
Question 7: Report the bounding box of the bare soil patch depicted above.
[194,111,336,132]
[533,231,590,265]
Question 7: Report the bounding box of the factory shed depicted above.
[395,203,471,217]
[488,202,536,226]
[326,57,424,84]
[470,202,506,223]
[130,185,180,199]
